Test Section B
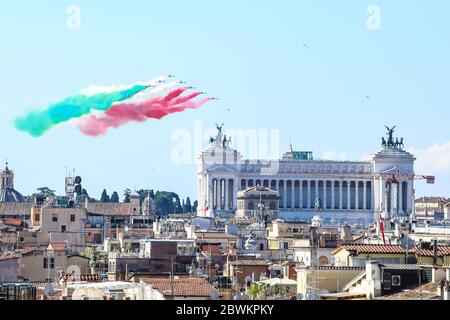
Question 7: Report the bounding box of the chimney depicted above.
[432,267,446,283]
[365,261,381,300]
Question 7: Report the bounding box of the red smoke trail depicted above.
[77,88,209,136]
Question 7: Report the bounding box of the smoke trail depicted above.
[14,77,167,137]
[77,88,210,137]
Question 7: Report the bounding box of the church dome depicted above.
[0,187,25,202]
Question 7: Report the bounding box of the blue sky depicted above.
[1,0,449,200]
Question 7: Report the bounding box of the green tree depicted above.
[193,200,198,213]
[185,197,192,213]
[247,283,264,300]
[123,188,132,203]
[110,191,120,203]
[100,189,110,203]
[81,188,90,197]
[182,199,186,213]
[30,187,56,199]
[175,197,182,214]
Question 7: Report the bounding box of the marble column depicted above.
[315,180,319,203]
[380,177,386,213]
[291,181,295,209]
[223,179,228,210]
[406,181,413,214]
[331,181,335,210]
[355,181,359,210]
[323,181,327,210]
[398,181,403,214]
[307,180,311,209]
[363,181,367,210]
[299,180,303,209]
[347,181,351,210]
[339,181,343,210]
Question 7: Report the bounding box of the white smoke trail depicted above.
[78,75,168,97]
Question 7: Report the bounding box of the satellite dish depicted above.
[74,176,82,184]
[124,225,129,232]
[66,265,81,277]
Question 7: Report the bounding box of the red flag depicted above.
[379,211,386,244]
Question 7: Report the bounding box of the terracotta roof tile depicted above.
[139,277,218,297]
[230,260,270,266]
[86,202,133,216]
[335,244,406,255]
[59,274,100,284]
[410,245,450,257]
[0,202,34,216]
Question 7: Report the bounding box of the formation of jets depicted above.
[162,74,220,100]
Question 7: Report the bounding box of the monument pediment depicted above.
[380,166,412,175]
[206,164,237,173]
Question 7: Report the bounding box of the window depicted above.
[61,225,66,232]
[70,214,76,222]
[283,242,289,250]
[259,243,264,251]
[43,257,55,269]
[34,214,40,221]
[52,216,58,222]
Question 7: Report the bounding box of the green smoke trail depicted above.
[14,84,147,137]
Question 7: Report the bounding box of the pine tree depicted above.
[110,191,119,203]
[193,200,198,213]
[185,197,192,213]
[123,188,132,203]
[100,189,110,203]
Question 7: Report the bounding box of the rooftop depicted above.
[85,202,134,216]
[230,259,270,266]
[332,244,407,255]
[410,245,450,257]
[138,277,218,298]
[377,282,441,300]
[0,202,34,216]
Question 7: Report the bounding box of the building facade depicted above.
[197,126,416,223]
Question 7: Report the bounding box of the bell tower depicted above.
[0,162,14,194]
